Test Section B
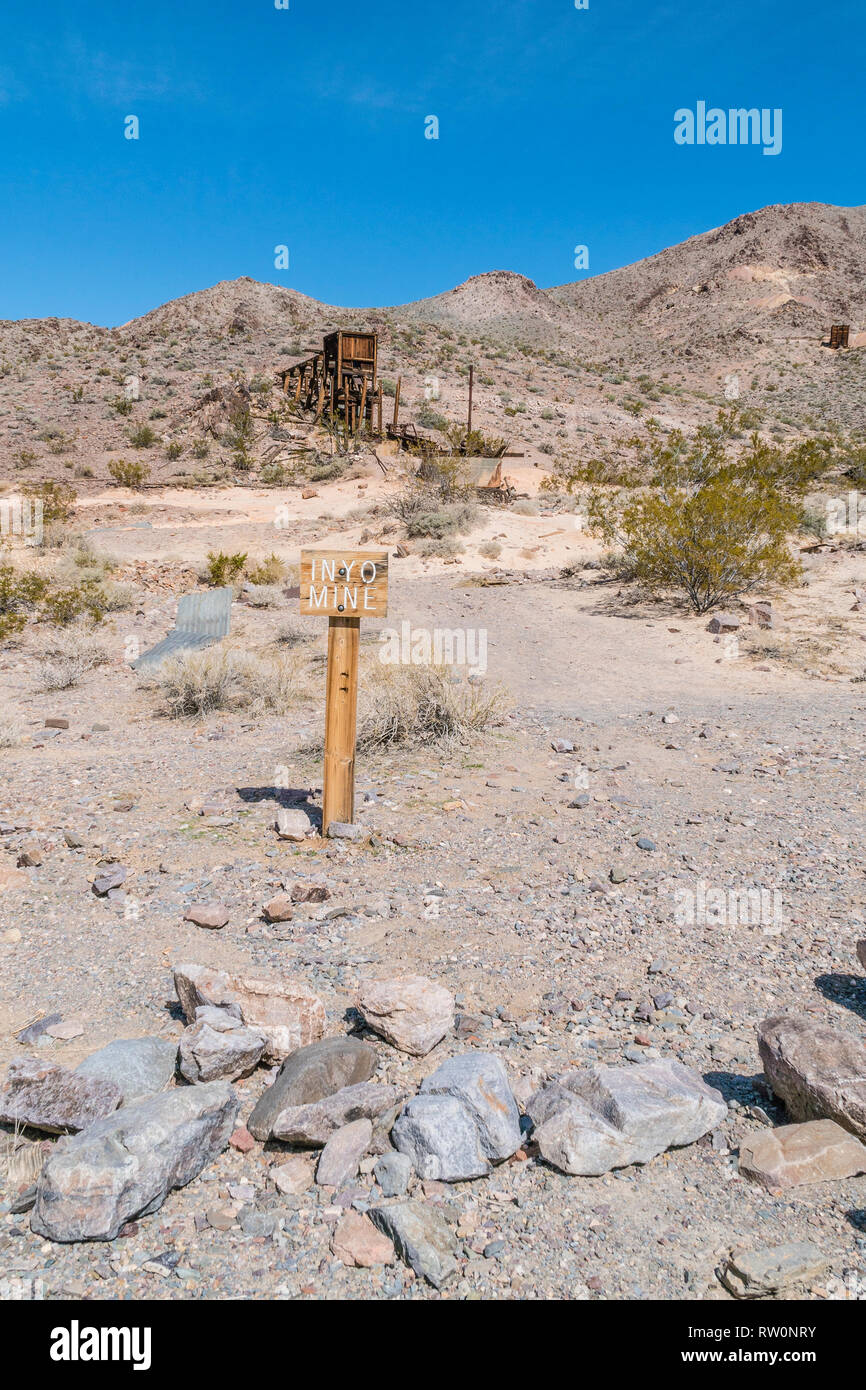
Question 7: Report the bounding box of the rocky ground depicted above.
[1,541,865,1301]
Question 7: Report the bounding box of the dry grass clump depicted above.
[33,629,114,690]
[245,584,282,608]
[355,664,507,750]
[148,644,313,718]
[0,719,23,748]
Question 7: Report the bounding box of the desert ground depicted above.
[0,201,865,1302]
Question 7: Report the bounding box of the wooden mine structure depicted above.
[278,330,383,432]
[829,324,850,350]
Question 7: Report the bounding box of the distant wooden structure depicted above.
[278,330,383,432]
[829,324,850,349]
[465,458,517,505]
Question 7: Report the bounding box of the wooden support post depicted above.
[322,616,360,835]
[467,363,474,441]
[393,376,401,427]
[359,373,368,431]
[377,388,382,435]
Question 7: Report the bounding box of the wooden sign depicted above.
[299,549,389,836]
[299,549,388,618]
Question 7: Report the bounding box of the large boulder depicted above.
[757,1015,866,1139]
[526,1059,726,1176]
[31,1081,239,1242]
[739,1119,866,1191]
[178,1008,266,1083]
[392,1052,522,1182]
[270,1082,403,1147]
[247,1037,376,1141]
[721,1243,828,1298]
[173,963,325,1062]
[0,1058,121,1135]
[75,1037,177,1105]
[420,1054,521,1163]
[357,975,453,1056]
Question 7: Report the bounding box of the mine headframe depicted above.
[278,329,383,432]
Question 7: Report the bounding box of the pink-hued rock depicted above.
[739,1119,866,1190]
[0,1057,122,1135]
[331,1210,396,1268]
[184,902,230,930]
[357,975,454,1056]
[758,1015,866,1140]
[173,963,326,1062]
[316,1118,372,1187]
[263,895,294,923]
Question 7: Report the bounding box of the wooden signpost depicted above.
[300,549,389,836]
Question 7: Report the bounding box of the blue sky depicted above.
[1,0,862,324]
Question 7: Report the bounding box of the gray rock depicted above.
[178,1009,266,1083]
[392,1094,489,1181]
[419,1053,521,1162]
[316,1118,372,1187]
[75,1037,177,1105]
[526,1059,726,1175]
[31,1081,239,1242]
[270,1082,403,1147]
[327,821,365,840]
[757,1015,866,1139]
[369,1200,457,1288]
[857,940,866,973]
[721,1242,828,1298]
[374,1151,412,1197]
[91,865,126,896]
[0,1057,122,1135]
[707,613,740,633]
[247,1037,377,1141]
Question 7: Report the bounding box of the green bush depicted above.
[129,425,157,449]
[22,479,76,525]
[584,413,808,613]
[205,551,247,586]
[0,565,49,639]
[108,458,149,488]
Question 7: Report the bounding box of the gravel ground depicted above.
[1,573,864,1301]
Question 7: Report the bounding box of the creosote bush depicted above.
[108,458,150,488]
[575,411,823,613]
[205,551,247,586]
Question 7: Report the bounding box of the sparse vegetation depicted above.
[205,550,247,586]
[108,457,150,488]
[355,664,505,750]
[149,646,311,718]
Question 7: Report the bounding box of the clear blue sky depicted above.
[1,0,862,325]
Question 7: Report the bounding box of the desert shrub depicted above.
[478,540,502,559]
[380,378,397,397]
[40,579,107,627]
[191,438,210,460]
[415,537,465,558]
[417,405,449,432]
[406,500,477,539]
[245,584,281,608]
[444,425,507,458]
[112,395,134,415]
[150,646,311,718]
[843,444,866,487]
[355,665,506,750]
[98,580,136,611]
[0,565,49,639]
[205,551,247,586]
[260,461,292,486]
[0,720,22,748]
[224,405,255,470]
[585,414,805,613]
[511,498,539,516]
[108,457,150,488]
[129,425,157,449]
[247,554,286,585]
[22,479,76,525]
[310,459,346,483]
[166,441,183,460]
